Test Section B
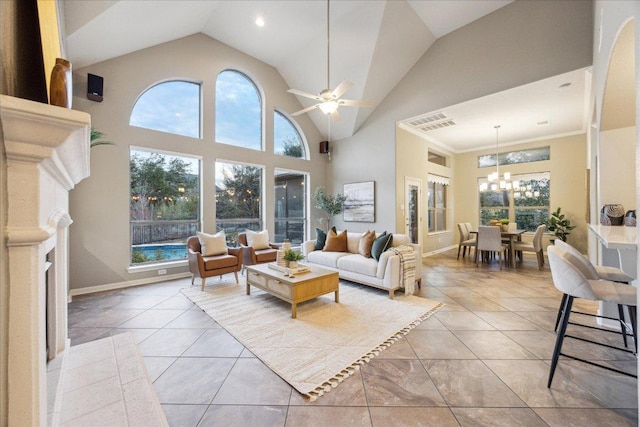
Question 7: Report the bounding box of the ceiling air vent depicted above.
[407,112,447,127]
[420,120,456,132]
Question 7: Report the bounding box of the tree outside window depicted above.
[274,110,306,159]
[478,172,550,231]
[129,149,200,264]
[215,161,263,244]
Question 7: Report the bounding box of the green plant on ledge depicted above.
[90,128,114,148]
[546,207,575,242]
[283,249,304,262]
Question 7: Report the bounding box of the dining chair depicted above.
[552,239,634,348]
[512,224,546,269]
[475,226,509,270]
[456,223,476,260]
[546,245,637,387]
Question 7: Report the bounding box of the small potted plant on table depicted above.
[283,249,304,269]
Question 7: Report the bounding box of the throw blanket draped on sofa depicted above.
[389,245,416,295]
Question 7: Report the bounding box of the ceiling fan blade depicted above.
[287,88,322,101]
[330,109,341,122]
[338,99,375,108]
[290,104,319,116]
[331,80,353,99]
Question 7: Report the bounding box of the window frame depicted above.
[129,79,202,138]
[274,168,308,244]
[129,146,202,267]
[215,69,264,151]
[273,109,309,160]
[478,172,550,231]
[427,181,448,234]
[214,159,265,245]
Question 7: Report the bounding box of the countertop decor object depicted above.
[600,204,625,226]
[625,210,636,227]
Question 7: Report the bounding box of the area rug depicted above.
[182,280,443,401]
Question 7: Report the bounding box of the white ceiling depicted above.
[59,0,589,149]
[400,68,590,153]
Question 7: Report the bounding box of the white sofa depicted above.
[302,232,422,298]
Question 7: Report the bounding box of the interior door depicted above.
[405,177,422,245]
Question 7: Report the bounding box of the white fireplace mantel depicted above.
[1,95,90,426]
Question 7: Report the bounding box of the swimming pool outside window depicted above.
[130,148,201,265]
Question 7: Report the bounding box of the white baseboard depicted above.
[68,272,192,300]
[423,245,457,257]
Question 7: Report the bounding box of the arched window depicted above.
[215,70,262,150]
[274,110,306,159]
[130,81,200,138]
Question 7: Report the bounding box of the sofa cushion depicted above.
[203,253,237,270]
[314,227,334,251]
[358,230,375,258]
[346,232,362,254]
[391,234,410,247]
[324,229,347,252]
[372,232,393,261]
[246,229,270,250]
[197,230,228,256]
[254,248,277,263]
[337,254,378,277]
[307,250,349,269]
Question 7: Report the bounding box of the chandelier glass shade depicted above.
[479,125,511,192]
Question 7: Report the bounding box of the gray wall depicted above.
[330,0,594,236]
[69,33,327,291]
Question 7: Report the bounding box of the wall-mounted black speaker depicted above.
[319,140,330,154]
[87,73,104,102]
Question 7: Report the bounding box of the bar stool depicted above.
[553,240,634,349]
[547,245,637,387]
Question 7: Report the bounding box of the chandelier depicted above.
[479,125,514,192]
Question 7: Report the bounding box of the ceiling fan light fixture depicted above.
[319,100,339,115]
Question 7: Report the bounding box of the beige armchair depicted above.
[187,236,243,291]
[238,232,280,273]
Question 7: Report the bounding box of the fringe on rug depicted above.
[303,302,444,402]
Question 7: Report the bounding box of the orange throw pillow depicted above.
[323,229,348,252]
[358,230,375,258]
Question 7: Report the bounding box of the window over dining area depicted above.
[479,172,550,231]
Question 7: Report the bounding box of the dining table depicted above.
[469,228,527,268]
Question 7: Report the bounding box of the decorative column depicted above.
[1,95,90,426]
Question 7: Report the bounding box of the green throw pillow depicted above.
[314,227,336,251]
[371,232,393,261]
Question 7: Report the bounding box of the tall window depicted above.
[130,149,200,265]
[130,81,200,138]
[274,110,306,159]
[215,70,262,150]
[427,181,447,232]
[215,161,263,245]
[479,172,550,231]
[274,170,307,244]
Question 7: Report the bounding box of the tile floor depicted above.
[67,250,638,426]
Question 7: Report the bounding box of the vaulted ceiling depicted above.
[62,0,514,142]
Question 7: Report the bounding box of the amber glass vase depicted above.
[50,58,72,108]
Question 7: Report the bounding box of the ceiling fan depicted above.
[288,0,373,120]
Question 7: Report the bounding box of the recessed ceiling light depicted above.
[558,82,572,89]
[255,17,265,27]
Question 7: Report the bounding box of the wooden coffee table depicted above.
[245,263,339,318]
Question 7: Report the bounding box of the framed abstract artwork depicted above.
[343,181,375,222]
